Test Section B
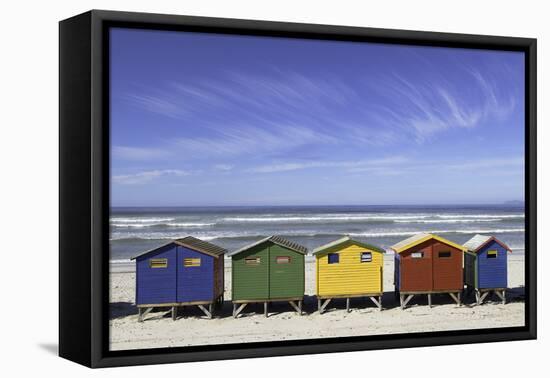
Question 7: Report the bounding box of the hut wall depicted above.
[176,246,214,303]
[431,242,463,291]
[213,254,224,299]
[136,244,177,305]
[399,240,434,292]
[317,243,383,296]
[464,253,477,288]
[269,244,304,299]
[232,243,270,301]
[394,253,401,291]
[477,240,508,289]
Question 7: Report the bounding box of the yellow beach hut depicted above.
[312,236,385,313]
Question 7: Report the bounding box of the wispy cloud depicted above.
[113,169,190,185]
[124,64,517,157]
[213,164,234,171]
[247,155,524,177]
[112,146,170,161]
[248,156,407,173]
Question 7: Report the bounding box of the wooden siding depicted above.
[176,246,215,302]
[477,240,508,289]
[317,243,383,296]
[269,244,304,299]
[232,243,270,300]
[213,253,224,298]
[464,253,476,287]
[400,240,434,292]
[232,241,305,301]
[432,242,463,290]
[136,244,177,305]
[398,239,463,292]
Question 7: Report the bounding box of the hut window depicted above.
[411,252,424,259]
[276,256,290,264]
[328,253,339,264]
[149,258,168,268]
[245,257,261,266]
[438,251,451,258]
[487,250,498,259]
[361,252,372,263]
[184,258,201,267]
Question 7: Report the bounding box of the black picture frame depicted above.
[59,9,537,368]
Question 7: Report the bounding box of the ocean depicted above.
[109,205,525,262]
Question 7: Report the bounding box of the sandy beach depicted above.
[109,254,525,351]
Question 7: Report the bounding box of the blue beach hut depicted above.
[463,234,512,304]
[131,236,226,321]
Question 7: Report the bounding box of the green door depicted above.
[232,243,269,300]
[268,244,304,299]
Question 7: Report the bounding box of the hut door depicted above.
[432,243,462,291]
[268,245,302,299]
[401,246,433,291]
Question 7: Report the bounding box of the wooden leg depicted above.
[402,294,413,309]
[298,300,302,315]
[317,298,321,313]
[138,307,143,323]
[172,306,177,321]
[369,296,382,310]
[449,292,460,306]
[346,298,350,312]
[264,302,268,317]
[494,290,506,304]
[428,294,432,308]
[400,294,404,310]
[289,301,301,314]
[458,291,462,306]
[198,304,212,319]
[320,299,331,314]
[234,303,247,318]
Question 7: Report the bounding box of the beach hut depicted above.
[228,235,307,318]
[463,234,511,304]
[131,236,226,321]
[391,233,467,309]
[312,236,385,313]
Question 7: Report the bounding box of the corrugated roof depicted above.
[174,236,227,257]
[463,234,512,253]
[312,236,385,255]
[131,236,226,260]
[228,235,308,256]
[390,233,466,253]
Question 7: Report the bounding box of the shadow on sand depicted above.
[110,286,525,321]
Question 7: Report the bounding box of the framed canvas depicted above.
[59,10,537,368]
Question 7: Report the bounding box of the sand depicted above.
[109,255,525,351]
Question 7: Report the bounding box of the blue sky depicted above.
[110,28,525,207]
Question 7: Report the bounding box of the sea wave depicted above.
[220,213,524,223]
[110,227,525,241]
[110,217,175,223]
[111,222,215,228]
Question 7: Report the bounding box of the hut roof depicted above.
[390,232,467,253]
[131,236,227,260]
[227,235,308,257]
[312,236,385,255]
[463,234,512,253]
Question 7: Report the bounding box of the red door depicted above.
[432,242,463,291]
[401,241,433,292]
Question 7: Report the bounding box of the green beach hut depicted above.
[228,235,307,318]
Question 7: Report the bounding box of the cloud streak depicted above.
[113,169,190,185]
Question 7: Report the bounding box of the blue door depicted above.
[176,246,214,302]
